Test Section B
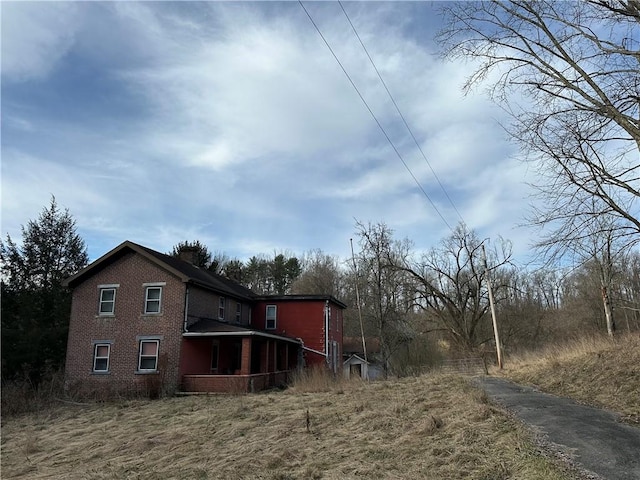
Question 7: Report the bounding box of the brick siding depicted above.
[65,252,185,395]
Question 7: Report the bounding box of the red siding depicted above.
[253,299,344,368]
[179,339,212,376]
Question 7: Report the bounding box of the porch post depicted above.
[264,341,269,373]
[285,344,289,370]
[273,340,277,371]
[240,337,252,375]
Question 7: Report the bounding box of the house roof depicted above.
[62,240,255,301]
[184,318,301,344]
[343,353,369,365]
[255,294,347,309]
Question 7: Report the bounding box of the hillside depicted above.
[1,373,578,480]
[498,332,640,424]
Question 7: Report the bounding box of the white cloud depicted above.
[1,2,538,264]
[1,3,80,81]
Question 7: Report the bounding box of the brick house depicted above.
[63,241,346,394]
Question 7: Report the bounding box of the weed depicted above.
[2,373,578,480]
[500,331,640,421]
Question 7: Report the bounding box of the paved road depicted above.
[475,377,640,480]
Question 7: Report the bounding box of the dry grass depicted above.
[1,373,578,480]
[288,365,356,394]
[498,331,640,423]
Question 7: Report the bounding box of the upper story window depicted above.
[93,343,111,372]
[219,297,226,320]
[266,305,277,330]
[235,303,241,323]
[98,284,119,315]
[144,286,162,314]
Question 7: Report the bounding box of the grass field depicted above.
[498,331,640,424]
[6,333,637,479]
[1,372,578,480]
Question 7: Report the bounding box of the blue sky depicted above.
[1,2,535,263]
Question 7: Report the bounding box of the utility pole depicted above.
[482,244,503,369]
[350,238,369,379]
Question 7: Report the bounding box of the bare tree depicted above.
[536,197,631,335]
[438,1,640,246]
[399,224,513,352]
[291,249,344,296]
[354,221,416,376]
[615,250,640,332]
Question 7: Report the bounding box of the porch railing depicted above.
[182,371,292,393]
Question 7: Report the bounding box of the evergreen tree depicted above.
[169,240,212,268]
[1,197,88,382]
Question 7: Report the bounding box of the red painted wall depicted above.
[179,339,211,375]
[253,298,344,368]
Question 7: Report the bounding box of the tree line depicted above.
[3,199,640,383]
[3,1,639,381]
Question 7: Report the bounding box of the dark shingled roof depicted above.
[63,240,256,301]
[187,318,256,334]
[185,318,301,344]
[135,243,256,300]
[255,294,347,309]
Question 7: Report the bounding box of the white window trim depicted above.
[144,286,163,315]
[137,339,160,372]
[98,287,117,316]
[219,297,226,320]
[266,304,277,330]
[92,341,112,373]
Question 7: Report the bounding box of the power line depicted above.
[338,1,465,225]
[298,0,453,232]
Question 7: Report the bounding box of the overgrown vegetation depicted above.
[499,332,640,424]
[0,369,67,418]
[1,373,579,480]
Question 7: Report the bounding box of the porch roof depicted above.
[184,319,301,344]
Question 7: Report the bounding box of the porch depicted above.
[180,320,301,393]
[182,371,291,393]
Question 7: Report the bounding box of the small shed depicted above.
[343,354,369,380]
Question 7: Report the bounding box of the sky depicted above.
[1,1,537,264]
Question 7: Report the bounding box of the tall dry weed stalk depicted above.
[505,332,625,368]
[288,366,355,393]
[1,368,66,417]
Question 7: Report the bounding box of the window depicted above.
[138,340,159,371]
[210,341,219,372]
[144,287,162,314]
[98,288,116,315]
[266,305,277,330]
[93,343,111,372]
[219,297,226,320]
[235,303,241,323]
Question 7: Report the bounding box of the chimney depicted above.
[178,246,199,265]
